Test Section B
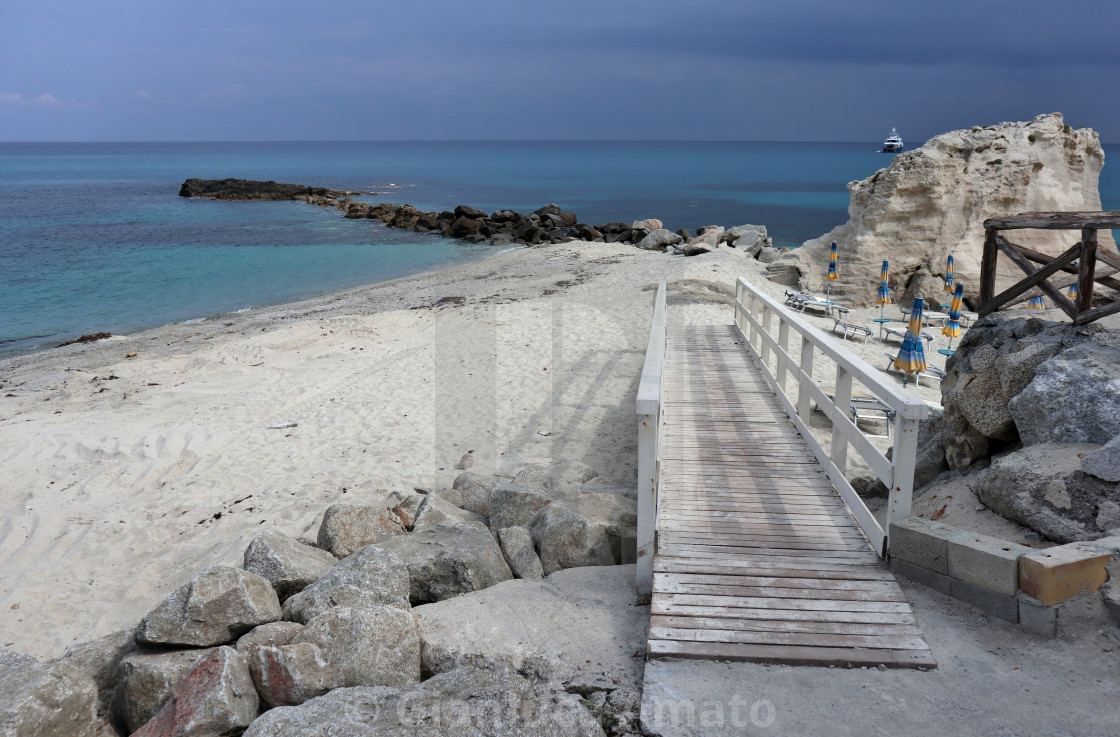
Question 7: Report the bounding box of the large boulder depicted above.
[60,627,138,718]
[247,643,343,708]
[1082,435,1120,483]
[785,114,1112,305]
[1010,339,1120,447]
[414,565,647,690]
[496,527,544,579]
[528,493,637,574]
[682,230,721,256]
[489,483,557,530]
[243,529,337,601]
[972,442,1120,542]
[0,658,99,737]
[235,622,305,655]
[632,218,662,232]
[636,229,682,251]
[242,665,605,737]
[440,472,496,516]
[132,646,258,737]
[316,499,409,558]
[114,649,214,734]
[722,224,770,254]
[282,545,410,624]
[410,494,489,533]
[513,460,598,493]
[373,524,513,604]
[292,606,420,689]
[137,566,282,647]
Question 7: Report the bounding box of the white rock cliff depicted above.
[772,113,1111,306]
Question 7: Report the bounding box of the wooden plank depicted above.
[647,639,937,669]
[649,614,925,638]
[653,580,907,603]
[651,601,918,625]
[653,571,899,592]
[650,625,929,651]
[653,557,893,580]
[983,211,1120,230]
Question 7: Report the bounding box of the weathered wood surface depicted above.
[983,211,1120,230]
[647,324,936,669]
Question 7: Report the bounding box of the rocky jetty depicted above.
[772,113,1112,305]
[0,459,645,736]
[178,178,354,201]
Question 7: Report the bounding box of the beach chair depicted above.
[812,388,896,439]
[882,326,935,347]
[882,353,947,387]
[792,293,832,316]
[831,317,872,344]
[961,311,979,327]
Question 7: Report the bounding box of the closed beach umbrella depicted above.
[944,254,955,294]
[1068,260,1079,299]
[894,293,927,382]
[876,259,891,320]
[943,283,963,349]
[1027,296,1046,309]
[825,241,839,299]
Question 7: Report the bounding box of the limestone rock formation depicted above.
[779,114,1110,306]
[136,566,282,648]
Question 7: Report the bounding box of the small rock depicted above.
[244,528,337,601]
[131,646,258,737]
[456,452,474,470]
[282,545,411,623]
[136,566,282,647]
[497,527,545,579]
[293,606,421,688]
[248,643,344,708]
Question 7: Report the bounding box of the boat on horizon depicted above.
[881,128,904,153]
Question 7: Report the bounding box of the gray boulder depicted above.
[248,643,344,708]
[1082,435,1120,482]
[316,500,408,558]
[636,229,682,251]
[682,231,720,256]
[496,527,544,579]
[137,566,282,647]
[242,665,605,737]
[765,259,802,287]
[722,224,770,254]
[61,627,138,718]
[282,545,410,624]
[632,218,662,231]
[528,493,637,574]
[864,411,948,498]
[114,648,214,734]
[0,658,99,737]
[440,472,496,516]
[489,483,557,530]
[756,246,780,263]
[244,529,337,601]
[513,459,598,493]
[1010,340,1120,446]
[415,565,646,690]
[293,606,420,689]
[373,524,513,604]
[0,649,37,678]
[235,622,305,655]
[131,646,258,737]
[972,442,1120,542]
[411,494,489,533]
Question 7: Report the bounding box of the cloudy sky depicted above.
[1,0,1116,142]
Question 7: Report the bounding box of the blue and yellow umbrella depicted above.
[943,283,963,349]
[894,293,927,383]
[944,254,955,294]
[876,260,891,305]
[1027,296,1046,309]
[1068,260,1079,300]
[825,241,839,299]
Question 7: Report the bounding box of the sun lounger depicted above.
[881,326,934,346]
[812,387,896,439]
[831,317,872,344]
[882,353,947,387]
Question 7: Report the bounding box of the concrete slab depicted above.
[641,578,1120,737]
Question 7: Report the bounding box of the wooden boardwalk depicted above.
[647,324,936,669]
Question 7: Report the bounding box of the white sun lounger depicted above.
[882,352,947,387]
[831,318,872,344]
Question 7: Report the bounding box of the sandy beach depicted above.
[0,239,1027,658]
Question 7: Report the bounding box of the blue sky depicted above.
[1,0,1117,142]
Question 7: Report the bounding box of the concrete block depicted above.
[1017,592,1057,638]
[889,518,955,574]
[1019,542,1115,606]
[890,558,951,595]
[620,527,637,565]
[947,530,1031,596]
[950,578,1019,623]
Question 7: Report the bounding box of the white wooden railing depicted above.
[734,278,928,556]
[636,282,667,596]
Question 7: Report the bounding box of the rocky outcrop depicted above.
[241,665,606,737]
[281,545,411,623]
[243,529,337,601]
[136,566,282,648]
[781,114,1111,306]
[179,178,350,200]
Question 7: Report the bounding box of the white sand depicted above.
[0,241,997,657]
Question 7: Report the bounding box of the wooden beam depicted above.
[1011,239,1120,293]
[1077,230,1098,316]
[984,211,1120,230]
[980,226,998,307]
[1074,298,1120,324]
[980,238,1080,318]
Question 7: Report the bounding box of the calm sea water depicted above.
[2,141,1117,354]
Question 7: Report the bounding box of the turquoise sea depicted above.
[2,141,1118,354]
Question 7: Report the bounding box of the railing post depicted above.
[776,319,790,391]
[830,365,852,474]
[980,226,998,312]
[734,281,744,331]
[636,409,657,597]
[760,304,772,367]
[796,337,814,419]
[1077,228,1098,318]
[886,414,920,553]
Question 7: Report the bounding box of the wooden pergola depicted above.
[980,211,1120,324]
